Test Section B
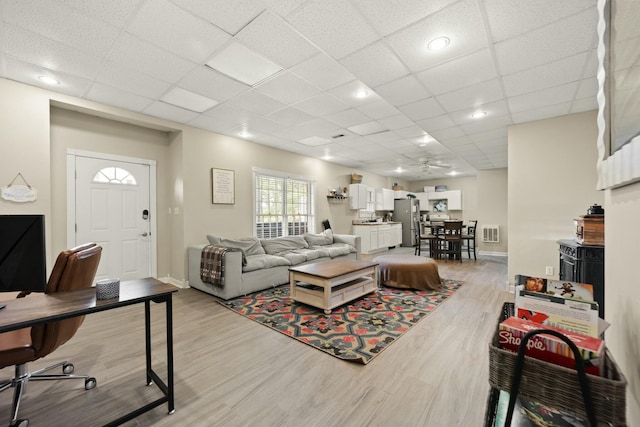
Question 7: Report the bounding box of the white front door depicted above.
[72,155,152,282]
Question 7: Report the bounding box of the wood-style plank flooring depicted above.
[0,248,510,426]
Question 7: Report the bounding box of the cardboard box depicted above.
[498,316,604,376]
[574,215,604,246]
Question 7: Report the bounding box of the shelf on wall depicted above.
[327,195,347,203]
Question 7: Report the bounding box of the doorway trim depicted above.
[66,149,158,278]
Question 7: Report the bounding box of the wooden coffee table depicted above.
[289,259,379,314]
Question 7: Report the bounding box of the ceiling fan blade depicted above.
[428,163,451,169]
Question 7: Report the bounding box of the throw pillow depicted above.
[206,235,266,256]
[303,229,333,246]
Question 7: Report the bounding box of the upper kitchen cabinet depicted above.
[375,188,394,211]
[349,184,368,209]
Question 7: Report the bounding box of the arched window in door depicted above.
[92,167,137,185]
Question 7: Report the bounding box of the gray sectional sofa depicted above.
[187,229,361,300]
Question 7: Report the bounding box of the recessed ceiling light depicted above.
[449,171,459,176]
[395,167,404,173]
[471,111,487,119]
[238,130,251,138]
[354,89,369,99]
[37,75,60,86]
[427,37,450,51]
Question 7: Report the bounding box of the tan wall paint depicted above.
[605,184,640,422]
[508,111,603,282]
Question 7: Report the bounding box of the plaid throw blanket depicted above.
[200,245,244,287]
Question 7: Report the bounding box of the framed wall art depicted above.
[211,168,235,204]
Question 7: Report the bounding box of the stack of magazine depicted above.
[492,275,609,426]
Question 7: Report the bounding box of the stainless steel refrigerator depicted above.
[394,198,420,247]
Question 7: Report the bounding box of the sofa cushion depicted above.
[260,235,309,255]
[310,243,354,258]
[207,235,265,256]
[280,248,324,265]
[242,254,291,272]
[303,229,333,246]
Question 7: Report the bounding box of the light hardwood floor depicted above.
[0,248,510,426]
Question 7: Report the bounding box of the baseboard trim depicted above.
[478,251,508,257]
[160,276,189,288]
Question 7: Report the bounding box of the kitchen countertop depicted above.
[352,221,402,226]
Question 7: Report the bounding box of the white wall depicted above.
[508,111,603,282]
[605,183,640,421]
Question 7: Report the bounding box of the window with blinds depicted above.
[254,171,314,238]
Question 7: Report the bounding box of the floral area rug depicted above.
[219,279,463,364]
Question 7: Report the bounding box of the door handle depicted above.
[141,232,149,237]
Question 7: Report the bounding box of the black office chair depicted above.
[321,219,331,230]
[462,220,478,260]
[0,243,102,427]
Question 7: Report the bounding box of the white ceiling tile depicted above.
[575,77,598,100]
[460,114,513,134]
[429,126,466,141]
[4,0,120,55]
[226,90,287,115]
[357,100,400,120]
[324,108,371,128]
[290,53,355,91]
[4,24,105,79]
[435,79,504,112]
[287,0,379,59]
[56,0,141,28]
[255,71,321,104]
[86,82,153,112]
[96,62,171,100]
[483,0,595,43]
[417,49,498,95]
[469,127,508,143]
[348,121,387,136]
[511,103,572,124]
[171,0,265,35]
[339,42,409,88]
[274,118,339,140]
[107,33,196,82]
[328,81,381,107]
[127,0,230,64]
[508,82,579,113]
[144,101,200,123]
[2,56,91,98]
[293,93,347,116]
[236,11,319,68]
[241,116,283,135]
[206,41,283,86]
[570,97,598,113]
[378,115,415,130]
[260,0,306,17]
[387,0,490,72]
[188,114,238,134]
[179,66,250,102]
[416,114,456,131]
[494,8,598,75]
[353,0,458,36]
[398,97,445,121]
[201,103,257,128]
[374,75,431,106]
[298,136,332,146]
[395,125,430,138]
[365,131,401,143]
[449,100,510,125]
[266,107,315,127]
[502,52,589,97]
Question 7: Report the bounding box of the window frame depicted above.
[252,168,316,238]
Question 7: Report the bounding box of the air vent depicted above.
[332,134,345,139]
[482,225,500,243]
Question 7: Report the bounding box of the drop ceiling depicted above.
[0,0,599,180]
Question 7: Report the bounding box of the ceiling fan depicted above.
[420,159,452,172]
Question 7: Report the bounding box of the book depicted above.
[515,289,599,338]
[515,275,595,301]
[492,390,592,427]
[498,316,604,376]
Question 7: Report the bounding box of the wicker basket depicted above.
[488,303,627,426]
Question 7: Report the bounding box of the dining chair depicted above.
[414,220,438,257]
[0,243,102,427]
[435,220,463,262]
[462,220,478,260]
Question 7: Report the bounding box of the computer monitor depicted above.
[0,214,47,293]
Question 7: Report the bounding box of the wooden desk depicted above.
[0,277,178,427]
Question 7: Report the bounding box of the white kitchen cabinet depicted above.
[425,189,463,211]
[375,188,395,210]
[394,190,409,199]
[349,184,368,209]
[366,187,375,212]
[390,223,402,247]
[415,192,429,211]
[353,224,393,254]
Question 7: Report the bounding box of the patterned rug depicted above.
[219,279,463,364]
